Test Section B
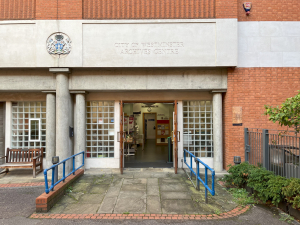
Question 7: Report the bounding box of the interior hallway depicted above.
[124,140,172,168]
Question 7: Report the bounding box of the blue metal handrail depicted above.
[183,149,215,203]
[44,151,85,194]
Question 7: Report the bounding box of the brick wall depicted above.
[223,67,300,169]
[36,0,82,20]
[215,0,238,18]
[0,0,35,20]
[83,0,216,19]
[4,0,300,21]
[238,0,300,21]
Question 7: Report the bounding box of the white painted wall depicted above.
[238,21,300,67]
[85,158,119,169]
[145,114,156,139]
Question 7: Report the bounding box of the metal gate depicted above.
[245,128,300,179]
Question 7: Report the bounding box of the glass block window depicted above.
[183,101,213,157]
[11,102,46,154]
[86,101,115,158]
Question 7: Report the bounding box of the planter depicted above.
[288,205,300,220]
[278,200,289,213]
[245,184,253,195]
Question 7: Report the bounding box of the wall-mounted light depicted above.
[243,2,252,16]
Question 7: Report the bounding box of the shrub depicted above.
[282,178,300,209]
[229,188,257,206]
[223,162,256,188]
[224,163,300,209]
[266,175,289,206]
[247,167,275,203]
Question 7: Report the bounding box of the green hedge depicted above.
[223,162,300,208]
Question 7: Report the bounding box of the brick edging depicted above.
[0,182,45,188]
[30,205,250,220]
[36,169,84,212]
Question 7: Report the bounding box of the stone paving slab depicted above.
[161,191,191,200]
[147,185,159,196]
[46,168,237,215]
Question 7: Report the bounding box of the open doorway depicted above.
[123,102,174,168]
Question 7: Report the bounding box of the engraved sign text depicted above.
[114,42,184,55]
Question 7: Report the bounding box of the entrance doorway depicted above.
[120,102,176,169]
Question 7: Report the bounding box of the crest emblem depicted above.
[243,2,252,15]
[46,32,71,58]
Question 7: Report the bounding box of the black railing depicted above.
[245,128,300,178]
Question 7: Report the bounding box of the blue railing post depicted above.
[196,161,200,190]
[44,171,49,194]
[190,156,193,179]
[72,156,75,175]
[82,153,85,166]
[51,167,55,191]
[205,167,208,204]
[183,149,215,204]
[43,151,85,194]
[212,171,215,196]
[63,162,66,182]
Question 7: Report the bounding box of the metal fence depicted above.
[245,128,300,179]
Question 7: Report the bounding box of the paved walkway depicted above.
[48,168,237,215]
[0,168,297,224]
[0,168,45,184]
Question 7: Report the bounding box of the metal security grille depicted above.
[11,102,46,154]
[86,101,115,158]
[183,101,213,157]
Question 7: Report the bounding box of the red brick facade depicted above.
[1,0,231,20]
[83,0,215,19]
[215,0,238,18]
[0,0,35,20]
[2,0,300,20]
[238,0,300,21]
[36,0,82,20]
[223,68,300,168]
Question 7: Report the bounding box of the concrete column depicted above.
[213,92,223,172]
[51,68,72,174]
[45,93,56,168]
[74,93,86,167]
[5,102,11,150]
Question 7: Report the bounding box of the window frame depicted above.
[29,118,41,142]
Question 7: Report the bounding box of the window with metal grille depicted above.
[11,102,46,154]
[183,101,213,157]
[86,101,115,158]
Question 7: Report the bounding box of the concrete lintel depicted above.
[41,91,56,93]
[70,91,87,94]
[211,89,227,93]
[49,68,71,74]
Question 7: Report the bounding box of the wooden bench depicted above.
[0,148,44,178]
